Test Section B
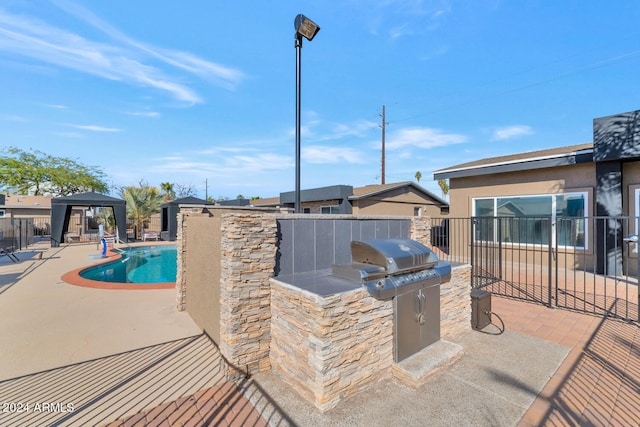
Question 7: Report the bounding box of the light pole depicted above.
[294,14,320,213]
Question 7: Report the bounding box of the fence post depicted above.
[470,218,475,288]
[548,218,554,308]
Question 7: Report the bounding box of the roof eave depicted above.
[434,149,594,180]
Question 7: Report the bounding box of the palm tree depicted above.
[120,183,164,239]
[160,182,175,202]
[437,179,449,199]
[95,207,115,233]
[415,171,422,183]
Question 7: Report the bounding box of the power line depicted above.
[389,47,640,125]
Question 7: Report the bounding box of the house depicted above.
[0,194,52,219]
[252,181,448,217]
[433,108,640,275]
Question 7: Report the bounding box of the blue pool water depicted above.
[80,246,177,284]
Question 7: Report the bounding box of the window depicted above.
[302,207,311,214]
[473,192,587,249]
[0,210,4,218]
[320,205,340,214]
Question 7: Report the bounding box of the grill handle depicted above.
[415,289,426,325]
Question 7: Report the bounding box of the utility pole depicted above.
[380,105,387,184]
[205,178,208,201]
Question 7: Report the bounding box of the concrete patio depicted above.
[0,243,637,426]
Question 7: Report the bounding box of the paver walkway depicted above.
[491,297,640,426]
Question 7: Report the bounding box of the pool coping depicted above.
[61,244,176,290]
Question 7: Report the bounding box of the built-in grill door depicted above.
[394,282,440,362]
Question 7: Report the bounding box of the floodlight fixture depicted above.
[295,14,320,41]
[293,14,320,213]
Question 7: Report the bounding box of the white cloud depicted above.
[289,115,378,143]
[386,127,467,150]
[0,114,27,122]
[0,2,245,104]
[127,111,161,118]
[70,124,121,132]
[329,120,378,139]
[491,125,534,141]
[303,146,367,164]
[152,151,293,176]
[357,0,452,39]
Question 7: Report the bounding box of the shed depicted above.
[50,192,127,247]
[161,197,216,241]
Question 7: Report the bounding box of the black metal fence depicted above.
[430,217,472,265]
[0,218,36,251]
[429,216,638,322]
[468,216,638,322]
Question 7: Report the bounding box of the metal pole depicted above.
[295,34,302,213]
[548,218,554,308]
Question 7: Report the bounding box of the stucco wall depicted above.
[448,162,596,219]
[447,163,598,270]
[183,214,221,342]
[352,186,443,217]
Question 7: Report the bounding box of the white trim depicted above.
[436,148,593,175]
[472,192,589,249]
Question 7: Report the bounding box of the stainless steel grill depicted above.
[332,238,452,362]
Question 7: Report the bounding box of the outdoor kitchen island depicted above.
[269,238,468,412]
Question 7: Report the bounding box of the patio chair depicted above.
[0,247,19,263]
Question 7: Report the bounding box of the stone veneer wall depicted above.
[177,210,471,409]
[218,213,278,375]
[269,280,393,411]
[441,264,471,339]
[410,214,432,244]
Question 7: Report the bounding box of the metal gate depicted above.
[470,216,639,322]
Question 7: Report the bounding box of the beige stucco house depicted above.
[433,108,640,276]
[253,181,448,217]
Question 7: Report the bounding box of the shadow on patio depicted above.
[0,334,293,426]
[536,304,639,426]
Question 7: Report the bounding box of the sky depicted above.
[2,1,640,201]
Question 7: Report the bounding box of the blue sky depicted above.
[2,1,640,200]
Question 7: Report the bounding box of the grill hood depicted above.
[350,238,438,274]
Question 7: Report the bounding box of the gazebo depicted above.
[161,196,215,241]
[50,191,127,247]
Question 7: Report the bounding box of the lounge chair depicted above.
[142,231,159,241]
[0,247,19,262]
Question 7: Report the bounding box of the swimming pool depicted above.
[81,245,177,283]
[77,245,177,286]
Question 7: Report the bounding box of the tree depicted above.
[119,181,163,239]
[437,179,449,199]
[174,183,196,199]
[95,207,115,233]
[0,147,107,196]
[415,171,422,183]
[160,182,175,201]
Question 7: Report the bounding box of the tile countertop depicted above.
[274,268,362,297]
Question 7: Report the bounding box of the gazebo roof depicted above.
[51,191,125,206]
